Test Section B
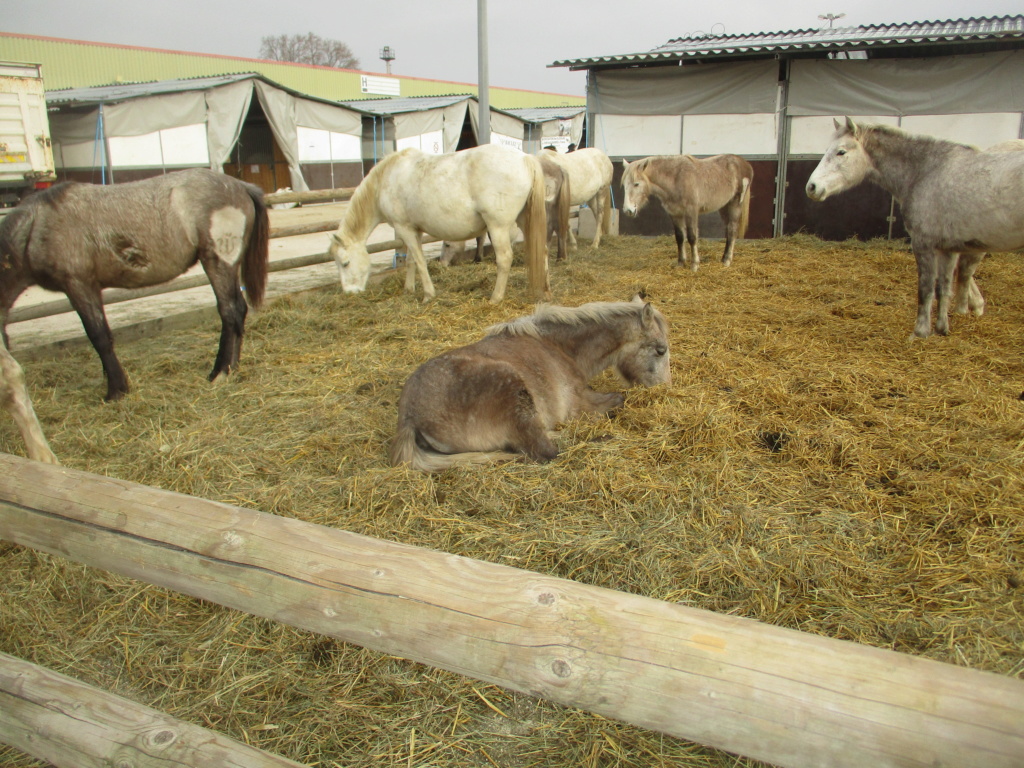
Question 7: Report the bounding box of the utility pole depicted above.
[477,0,490,144]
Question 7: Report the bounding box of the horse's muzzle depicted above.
[805,181,828,202]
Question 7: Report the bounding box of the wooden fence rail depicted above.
[0,652,309,768]
[0,453,1022,768]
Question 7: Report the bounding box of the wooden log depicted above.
[264,187,355,205]
[1,453,1021,768]
[7,237,437,326]
[0,651,309,768]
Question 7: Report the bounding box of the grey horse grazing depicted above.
[806,118,1024,338]
[0,169,269,400]
[390,297,672,473]
[621,154,753,271]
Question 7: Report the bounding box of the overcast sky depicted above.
[4,0,1021,96]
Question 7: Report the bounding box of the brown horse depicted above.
[621,154,753,270]
[0,169,269,400]
[1,345,57,463]
[390,297,671,472]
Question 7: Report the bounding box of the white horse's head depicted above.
[806,117,874,202]
[328,232,372,293]
[620,159,652,217]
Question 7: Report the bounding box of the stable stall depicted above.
[551,15,1024,240]
[46,73,368,192]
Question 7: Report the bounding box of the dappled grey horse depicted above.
[806,118,1024,337]
[0,169,269,400]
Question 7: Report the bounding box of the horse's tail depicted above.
[737,174,752,240]
[522,156,551,300]
[241,185,270,308]
[389,420,517,473]
[555,171,571,259]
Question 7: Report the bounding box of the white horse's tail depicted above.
[389,421,517,473]
[522,157,552,300]
[737,176,752,240]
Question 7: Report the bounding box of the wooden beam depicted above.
[0,651,309,768]
[8,237,434,326]
[264,187,355,205]
[1,453,1021,768]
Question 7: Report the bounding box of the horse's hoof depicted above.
[104,389,127,402]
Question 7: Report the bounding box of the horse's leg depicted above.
[0,345,58,463]
[720,206,737,267]
[954,252,986,316]
[506,389,559,462]
[684,215,701,271]
[487,225,515,304]
[201,256,248,381]
[0,274,32,352]
[672,223,686,266]
[911,245,939,338]
[64,282,129,400]
[394,226,434,303]
[934,251,958,336]
[579,388,625,416]
[590,194,604,249]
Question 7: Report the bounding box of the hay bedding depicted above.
[1,234,1023,767]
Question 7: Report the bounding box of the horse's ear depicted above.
[631,293,645,304]
[641,301,656,327]
[622,159,631,171]
[330,232,343,246]
[844,116,858,135]
[833,117,842,131]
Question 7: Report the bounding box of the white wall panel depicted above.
[788,115,899,155]
[681,114,777,155]
[900,113,1021,148]
[593,114,681,157]
[396,130,444,155]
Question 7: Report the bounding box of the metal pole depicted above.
[477,0,490,145]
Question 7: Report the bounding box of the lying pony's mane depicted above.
[486,301,648,339]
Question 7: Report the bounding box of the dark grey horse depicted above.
[390,297,672,472]
[0,169,269,400]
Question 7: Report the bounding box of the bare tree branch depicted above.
[259,32,359,69]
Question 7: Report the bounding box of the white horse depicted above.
[329,145,550,304]
[539,148,613,248]
[806,118,1024,337]
[1,346,58,463]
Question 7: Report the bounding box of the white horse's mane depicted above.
[487,300,650,339]
[343,150,409,236]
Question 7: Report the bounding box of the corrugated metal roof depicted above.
[45,72,258,105]
[551,15,1024,69]
[338,94,473,114]
[505,106,585,122]
[44,72,374,114]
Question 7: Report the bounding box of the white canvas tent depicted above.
[339,95,473,163]
[46,73,367,192]
[507,106,586,154]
